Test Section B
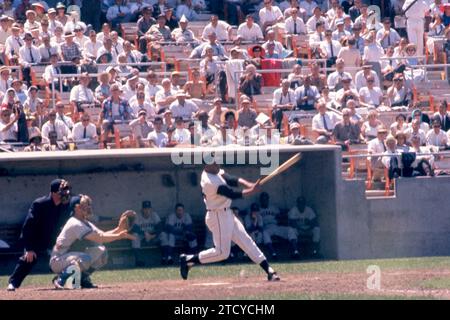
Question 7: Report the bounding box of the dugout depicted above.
[0,146,340,270]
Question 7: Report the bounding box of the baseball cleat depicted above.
[179,254,190,280]
[81,275,98,289]
[6,284,15,291]
[53,276,67,290]
[268,272,280,282]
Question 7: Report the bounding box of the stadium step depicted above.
[365,190,395,198]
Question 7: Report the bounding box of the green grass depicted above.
[1,256,449,295]
[418,277,450,290]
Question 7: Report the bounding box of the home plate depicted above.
[193,282,230,286]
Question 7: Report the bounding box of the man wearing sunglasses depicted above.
[7,179,76,291]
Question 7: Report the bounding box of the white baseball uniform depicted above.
[198,169,266,264]
[260,205,293,245]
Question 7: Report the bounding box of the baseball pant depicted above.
[263,224,293,244]
[49,245,108,274]
[199,209,266,264]
[406,18,424,56]
[8,251,40,288]
[289,227,321,243]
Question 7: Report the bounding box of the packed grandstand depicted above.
[0,0,450,192]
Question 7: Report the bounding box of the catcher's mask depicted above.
[76,194,93,219]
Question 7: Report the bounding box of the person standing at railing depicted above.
[402,0,429,57]
[19,32,41,87]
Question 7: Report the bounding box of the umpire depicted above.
[6,179,77,291]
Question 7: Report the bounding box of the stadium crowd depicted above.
[0,0,450,179]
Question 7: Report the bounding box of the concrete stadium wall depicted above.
[0,146,340,259]
[337,177,450,259]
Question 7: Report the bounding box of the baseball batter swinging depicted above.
[180,158,280,281]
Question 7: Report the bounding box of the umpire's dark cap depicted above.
[142,201,152,208]
[50,179,64,192]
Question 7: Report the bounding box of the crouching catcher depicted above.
[49,195,136,289]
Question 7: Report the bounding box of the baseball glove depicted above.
[117,210,137,232]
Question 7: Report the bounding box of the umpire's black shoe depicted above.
[179,254,190,280]
[268,272,281,282]
[81,274,98,289]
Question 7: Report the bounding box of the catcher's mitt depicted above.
[117,210,137,232]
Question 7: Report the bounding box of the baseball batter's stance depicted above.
[180,160,280,281]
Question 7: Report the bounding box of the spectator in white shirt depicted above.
[306,6,329,33]
[284,7,306,35]
[319,29,341,67]
[201,15,232,42]
[376,17,401,49]
[327,58,352,91]
[19,32,41,87]
[46,8,62,34]
[0,105,18,143]
[69,72,96,113]
[295,75,320,110]
[272,79,296,130]
[41,109,70,143]
[262,29,285,56]
[312,101,339,144]
[130,90,156,119]
[155,78,177,113]
[402,0,429,56]
[359,75,384,108]
[73,24,89,49]
[354,64,380,91]
[84,30,102,60]
[172,116,191,144]
[259,0,284,33]
[237,15,264,42]
[71,113,98,149]
[24,10,40,33]
[55,102,74,131]
[363,33,385,63]
[332,19,350,42]
[426,120,448,149]
[147,116,169,148]
[170,90,198,121]
[145,71,163,102]
[38,34,59,64]
[405,119,426,145]
[367,126,388,173]
[308,21,325,48]
[4,23,21,63]
[43,53,63,90]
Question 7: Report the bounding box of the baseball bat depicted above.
[259,153,302,186]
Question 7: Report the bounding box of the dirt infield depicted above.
[2,269,450,300]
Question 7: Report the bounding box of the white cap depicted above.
[179,14,189,23]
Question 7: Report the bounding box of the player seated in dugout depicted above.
[129,200,164,267]
[50,195,136,289]
[288,196,321,259]
[160,203,198,265]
